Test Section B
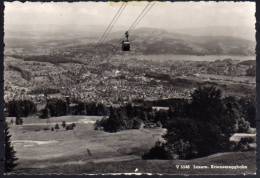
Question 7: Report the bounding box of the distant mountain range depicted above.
[171,26,255,41]
[5,27,255,56]
[104,28,255,56]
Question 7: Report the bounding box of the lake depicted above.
[117,54,255,62]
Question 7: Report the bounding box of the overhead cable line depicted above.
[97,2,127,44]
[97,2,125,43]
[127,2,151,32]
[130,2,156,31]
[102,2,127,42]
[118,2,155,42]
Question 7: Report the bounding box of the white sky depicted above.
[5,1,255,29]
[4,1,255,41]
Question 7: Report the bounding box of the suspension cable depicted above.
[97,2,127,44]
[118,2,155,42]
[102,2,127,42]
[97,1,155,46]
[130,2,156,31]
[127,2,151,32]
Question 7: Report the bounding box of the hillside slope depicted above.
[107,28,255,56]
[5,27,255,57]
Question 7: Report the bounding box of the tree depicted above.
[74,101,86,115]
[188,86,237,156]
[125,103,134,118]
[62,121,66,128]
[46,98,67,117]
[96,103,106,116]
[10,100,21,118]
[238,96,256,128]
[159,86,239,159]
[6,100,36,117]
[132,118,143,129]
[54,123,60,130]
[142,141,173,160]
[96,107,125,132]
[223,96,251,133]
[246,65,256,76]
[15,117,23,125]
[236,117,250,133]
[105,108,123,132]
[189,86,223,122]
[39,107,50,119]
[4,123,18,172]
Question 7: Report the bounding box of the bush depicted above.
[65,123,76,130]
[94,117,107,130]
[235,117,250,133]
[169,140,196,159]
[54,124,60,130]
[234,137,255,152]
[132,118,143,129]
[62,121,66,128]
[154,110,169,126]
[142,140,197,160]
[142,142,173,160]
[15,117,23,125]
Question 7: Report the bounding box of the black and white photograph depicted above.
[3,1,257,175]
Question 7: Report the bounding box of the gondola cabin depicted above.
[122,40,130,51]
[122,31,130,51]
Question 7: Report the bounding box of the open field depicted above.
[8,116,166,173]
[13,151,255,175]
[7,116,256,175]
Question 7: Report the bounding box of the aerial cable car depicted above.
[121,31,130,51]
